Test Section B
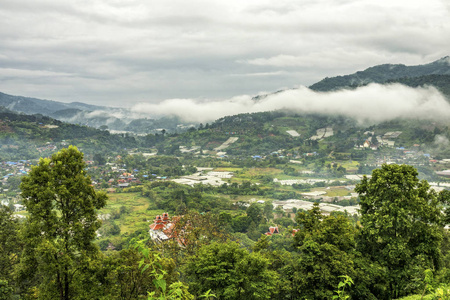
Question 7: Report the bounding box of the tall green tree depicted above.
[355,164,446,299]
[292,203,359,299]
[185,241,279,299]
[17,146,107,300]
[0,205,20,299]
[246,203,264,225]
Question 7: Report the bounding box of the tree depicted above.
[100,248,174,300]
[18,146,107,300]
[93,152,106,165]
[355,164,446,299]
[185,241,279,299]
[161,211,229,259]
[263,202,273,221]
[292,203,359,299]
[6,176,21,191]
[0,205,20,299]
[246,203,264,225]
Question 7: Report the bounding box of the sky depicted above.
[0,0,449,112]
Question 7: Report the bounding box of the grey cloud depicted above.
[434,135,450,147]
[0,0,448,107]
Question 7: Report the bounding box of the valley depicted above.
[1,56,450,299]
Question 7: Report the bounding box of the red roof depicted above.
[265,226,279,236]
[149,215,165,230]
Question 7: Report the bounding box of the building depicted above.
[149,213,175,242]
[265,226,279,236]
[148,213,187,247]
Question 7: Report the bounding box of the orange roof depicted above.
[265,226,279,236]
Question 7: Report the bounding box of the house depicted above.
[149,213,183,244]
[363,140,371,148]
[265,226,279,236]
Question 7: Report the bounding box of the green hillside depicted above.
[2,106,450,161]
[309,56,450,92]
[386,74,450,97]
[157,111,450,159]
[0,107,140,160]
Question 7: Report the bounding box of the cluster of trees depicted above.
[142,181,232,213]
[120,154,198,178]
[141,180,304,216]
[386,74,450,98]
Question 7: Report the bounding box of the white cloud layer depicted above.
[131,84,450,123]
[0,0,449,107]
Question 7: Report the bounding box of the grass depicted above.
[220,167,284,183]
[340,160,360,172]
[313,187,352,197]
[274,174,308,180]
[99,192,162,235]
[212,167,242,172]
[237,168,283,182]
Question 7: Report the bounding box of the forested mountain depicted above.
[386,74,450,97]
[2,50,450,300]
[0,91,192,133]
[0,91,132,130]
[0,107,141,159]
[0,91,106,115]
[309,56,450,92]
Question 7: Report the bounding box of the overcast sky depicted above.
[0,0,449,108]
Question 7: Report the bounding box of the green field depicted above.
[313,187,353,197]
[99,192,162,234]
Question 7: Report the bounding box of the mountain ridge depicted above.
[309,56,450,92]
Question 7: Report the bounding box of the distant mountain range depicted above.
[0,92,107,115]
[0,91,126,127]
[309,56,450,94]
[1,56,449,133]
[0,92,186,134]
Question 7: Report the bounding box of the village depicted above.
[2,135,450,222]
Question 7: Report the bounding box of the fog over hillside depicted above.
[131,84,450,124]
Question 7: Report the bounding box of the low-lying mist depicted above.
[130,83,450,124]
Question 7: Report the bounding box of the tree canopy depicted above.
[18,146,107,300]
[355,164,446,299]
[185,241,279,300]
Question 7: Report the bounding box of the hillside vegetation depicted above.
[309,56,450,92]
